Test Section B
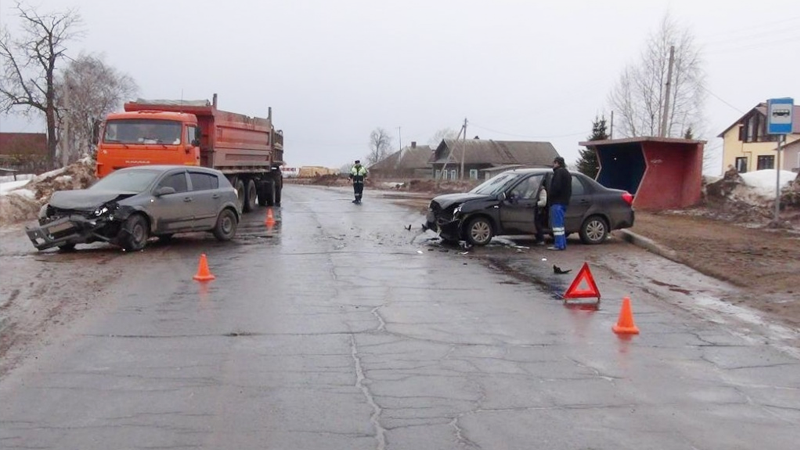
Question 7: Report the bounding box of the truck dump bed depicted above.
[124,97,284,172]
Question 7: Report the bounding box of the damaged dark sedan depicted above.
[425,168,634,246]
[26,166,240,252]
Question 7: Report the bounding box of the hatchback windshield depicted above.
[103,119,182,145]
[470,172,524,196]
[90,170,160,193]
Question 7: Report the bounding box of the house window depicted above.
[450,170,457,180]
[435,170,441,180]
[741,114,779,143]
[757,155,774,170]
[735,157,747,173]
[469,169,478,180]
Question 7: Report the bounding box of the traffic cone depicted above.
[265,208,276,227]
[612,297,639,335]
[193,254,216,281]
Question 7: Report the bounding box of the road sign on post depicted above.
[767,98,794,135]
[766,97,794,225]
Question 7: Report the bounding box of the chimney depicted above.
[411,141,416,148]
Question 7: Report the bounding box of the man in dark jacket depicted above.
[548,156,571,250]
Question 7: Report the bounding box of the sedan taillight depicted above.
[622,192,634,205]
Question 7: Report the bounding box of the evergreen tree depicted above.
[684,127,694,139]
[576,116,609,178]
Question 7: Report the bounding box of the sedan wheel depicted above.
[465,216,493,246]
[579,215,608,245]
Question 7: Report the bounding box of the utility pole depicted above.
[436,123,465,189]
[610,111,614,139]
[660,45,675,138]
[460,118,467,180]
[397,126,402,152]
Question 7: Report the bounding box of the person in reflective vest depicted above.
[349,160,368,204]
[548,156,572,251]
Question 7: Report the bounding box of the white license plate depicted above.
[48,222,74,233]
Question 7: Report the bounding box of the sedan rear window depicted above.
[90,170,160,193]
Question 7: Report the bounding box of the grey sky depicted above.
[1,0,798,173]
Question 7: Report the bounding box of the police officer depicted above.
[349,160,368,203]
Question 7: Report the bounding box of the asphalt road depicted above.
[0,184,799,449]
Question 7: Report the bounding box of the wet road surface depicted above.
[1,184,799,449]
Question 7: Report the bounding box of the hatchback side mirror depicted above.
[498,192,507,202]
[155,186,176,197]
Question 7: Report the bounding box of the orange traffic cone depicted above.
[193,254,216,281]
[265,208,276,227]
[612,297,639,335]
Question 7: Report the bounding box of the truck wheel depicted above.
[265,182,276,207]
[233,178,245,212]
[275,178,282,206]
[244,179,257,213]
[212,208,238,241]
[121,214,149,251]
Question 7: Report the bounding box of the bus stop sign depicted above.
[767,98,794,135]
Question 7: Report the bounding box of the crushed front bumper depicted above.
[425,211,461,240]
[25,215,106,251]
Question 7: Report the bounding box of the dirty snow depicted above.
[0,159,96,226]
[740,170,797,198]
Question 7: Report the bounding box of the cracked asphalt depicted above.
[1,184,799,449]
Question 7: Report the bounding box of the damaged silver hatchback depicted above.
[26,165,240,252]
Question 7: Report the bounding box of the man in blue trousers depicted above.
[548,156,572,251]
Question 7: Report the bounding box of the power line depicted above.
[699,85,745,114]
[703,34,800,55]
[469,123,587,140]
[700,15,800,40]
[702,23,800,47]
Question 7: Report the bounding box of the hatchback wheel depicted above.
[121,214,149,251]
[579,215,608,245]
[465,216,493,246]
[213,208,238,241]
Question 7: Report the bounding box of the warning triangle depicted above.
[563,262,601,299]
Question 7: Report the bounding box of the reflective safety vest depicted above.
[350,165,367,183]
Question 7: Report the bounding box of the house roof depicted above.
[580,137,706,147]
[431,139,558,166]
[370,145,433,171]
[0,132,47,156]
[718,103,800,138]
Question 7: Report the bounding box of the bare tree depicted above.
[57,53,138,164]
[427,127,458,147]
[0,1,83,164]
[608,13,705,138]
[366,127,392,165]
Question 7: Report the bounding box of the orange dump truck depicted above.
[96,94,284,211]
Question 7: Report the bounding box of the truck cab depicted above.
[96,111,201,178]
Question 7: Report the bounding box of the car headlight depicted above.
[38,204,48,219]
[453,205,463,216]
[93,206,109,217]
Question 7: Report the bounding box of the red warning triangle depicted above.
[563,262,601,299]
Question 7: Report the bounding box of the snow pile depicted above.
[740,170,797,198]
[0,159,96,226]
[0,179,31,195]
